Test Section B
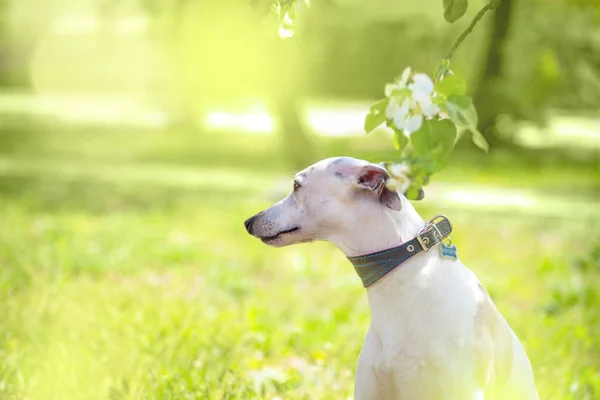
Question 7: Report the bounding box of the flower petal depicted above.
[386,177,410,195]
[404,114,423,133]
[403,97,418,111]
[400,98,413,115]
[399,67,412,86]
[413,93,432,108]
[392,101,410,129]
[393,115,405,130]
[396,180,411,195]
[385,178,401,191]
[422,103,440,118]
[390,163,410,178]
[385,97,398,119]
[409,73,434,95]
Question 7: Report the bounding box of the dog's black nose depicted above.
[244,216,256,234]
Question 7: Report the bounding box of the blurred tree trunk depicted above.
[0,0,8,85]
[0,0,30,88]
[139,0,201,132]
[270,91,314,171]
[269,36,315,170]
[472,0,514,146]
[142,0,316,156]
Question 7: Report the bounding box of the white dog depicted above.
[244,156,539,400]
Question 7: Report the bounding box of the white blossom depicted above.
[384,67,412,97]
[386,98,410,128]
[386,162,412,194]
[384,68,441,135]
[390,162,410,178]
[409,73,435,95]
[404,114,423,133]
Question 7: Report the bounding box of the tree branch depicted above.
[445,1,498,61]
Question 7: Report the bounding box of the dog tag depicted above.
[440,242,458,260]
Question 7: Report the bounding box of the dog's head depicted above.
[244,157,422,247]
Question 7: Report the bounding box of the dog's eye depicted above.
[293,181,301,192]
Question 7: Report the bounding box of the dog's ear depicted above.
[356,165,402,211]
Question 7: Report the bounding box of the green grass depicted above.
[0,127,599,399]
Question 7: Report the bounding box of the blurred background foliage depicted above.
[0,0,598,399]
[1,0,599,152]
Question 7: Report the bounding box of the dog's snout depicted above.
[244,215,257,234]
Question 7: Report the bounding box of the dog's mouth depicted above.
[260,227,300,243]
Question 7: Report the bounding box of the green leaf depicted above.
[410,119,456,157]
[434,75,466,97]
[469,128,489,152]
[393,131,409,151]
[434,124,457,167]
[434,59,451,81]
[364,110,387,134]
[490,0,501,8]
[410,123,432,156]
[445,98,478,127]
[445,98,488,152]
[405,185,422,200]
[364,98,389,133]
[389,88,411,98]
[447,95,471,109]
[277,3,297,38]
[462,103,478,126]
[288,4,297,21]
[370,97,389,113]
[443,0,468,23]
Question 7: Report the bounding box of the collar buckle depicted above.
[416,229,435,251]
[417,214,451,251]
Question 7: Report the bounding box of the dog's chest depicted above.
[368,260,481,378]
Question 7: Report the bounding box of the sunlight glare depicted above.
[53,15,97,35]
[206,111,273,134]
[444,188,537,208]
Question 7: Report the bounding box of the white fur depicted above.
[246,157,539,400]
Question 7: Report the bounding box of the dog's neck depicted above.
[331,196,426,257]
[332,196,439,329]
